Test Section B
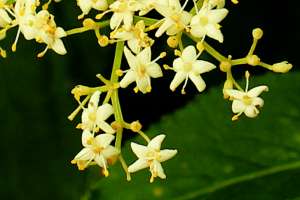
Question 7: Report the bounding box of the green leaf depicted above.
[88,72,300,200]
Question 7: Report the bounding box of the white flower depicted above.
[128,134,177,183]
[138,0,167,16]
[77,0,108,18]
[81,91,115,133]
[0,0,12,28]
[110,20,153,54]
[120,46,163,93]
[170,45,216,93]
[71,130,119,176]
[190,3,228,43]
[154,0,191,37]
[225,73,268,119]
[109,0,141,30]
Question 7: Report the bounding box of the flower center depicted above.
[199,16,208,26]
[88,112,97,122]
[93,146,104,154]
[242,95,252,105]
[137,65,147,77]
[183,62,193,72]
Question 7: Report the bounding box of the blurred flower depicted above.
[77,0,108,18]
[128,134,177,183]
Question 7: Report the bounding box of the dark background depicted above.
[0,0,299,199]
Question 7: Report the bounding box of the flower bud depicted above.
[83,18,97,29]
[223,79,233,99]
[167,36,179,48]
[130,121,142,132]
[98,35,109,47]
[219,61,231,72]
[271,61,293,73]
[247,55,260,66]
[71,85,94,101]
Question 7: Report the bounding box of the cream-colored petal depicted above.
[192,60,216,74]
[136,76,150,93]
[123,12,133,30]
[173,58,184,72]
[232,100,246,113]
[146,63,163,78]
[252,97,264,107]
[124,46,138,70]
[128,38,140,54]
[51,38,67,55]
[151,160,166,179]
[110,12,123,29]
[155,19,173,37]
[55,27,67,38]
[182,45,197,62]
[131,142,148,158]
[137,47,151,64]
[89,91,101,110]
[244,105,259,118]
[74,147,94,160]
[95,133,115,148]
[128,159,149,173]
[189,74,206,92]
[225,89,245,100]
[148,134,165,151]
[82,130,93,147]
[170,71,187,91]
[247,86,268,98]
[120,70,136,88]
[102,145,119,159]
[190,25,206,39]
[158,149,177,162]
[77,0,93,14]
[94,154,106,168]
[205,24,224,43]
[208,8,228,24]
[93,0,108,11]
[96,103,114,121]
[97,121,115,134]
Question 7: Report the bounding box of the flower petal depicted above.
[120,70,136,88]
[173,58,184,72]
[232,100,246,113]
[94,154,106,168]
[74,148,94,161]
[151,160,166,179]
[131,142,148,158]
[208,8,228,24]
[182,45,197,62]
[189,74,206,92]
[247,86,268,98]
[137,47,151,64]
[146,63,163,78]
[82,130,93,147]
[102,145,119,159]
[244,105,259,118]
[128,159,149,173]
[89,91,101,109]
[148,134,165,151]
[124,46,138,70]
[225,89,245,99]
[206,24,224,43]
[252,97,264,107]
[170,71,187,91]
[192,60,216,74]
[136,76,150,93]
[95,133,115,148]
[96,103,114,121]
[97,121,115,134]
[159,149,177,162]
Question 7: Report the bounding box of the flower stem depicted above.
[110,41,125,151]
[65,20,110,36]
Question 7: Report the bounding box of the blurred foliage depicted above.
[90,72,300,200]
[0,0,299,200]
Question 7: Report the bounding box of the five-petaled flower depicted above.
[170,45,216,94]
[128,134,177,183]
[80,91,115,133]
[225,72,268,120]
[120,46,163,93]
[71,130,119,176]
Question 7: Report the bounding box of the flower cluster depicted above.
[1,0,294,182]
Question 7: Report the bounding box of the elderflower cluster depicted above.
[1,0,294,182]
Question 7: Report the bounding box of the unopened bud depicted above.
[83,18,97,29]
[71,85,94,101]
[0,48,7,58]
[98,35,109,47]
[219,61,231,72]
[271,61,293,73]
[223,79,233,99]
[252,28,263,40]
[167,36,179,48]
[130,121,142,132]
[196,42,205,52]
[247,55,260,66]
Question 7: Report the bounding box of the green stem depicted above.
[133,16,159,26]
[110,41,125,151]
[65,20,110,36]
[175,160,300,200]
